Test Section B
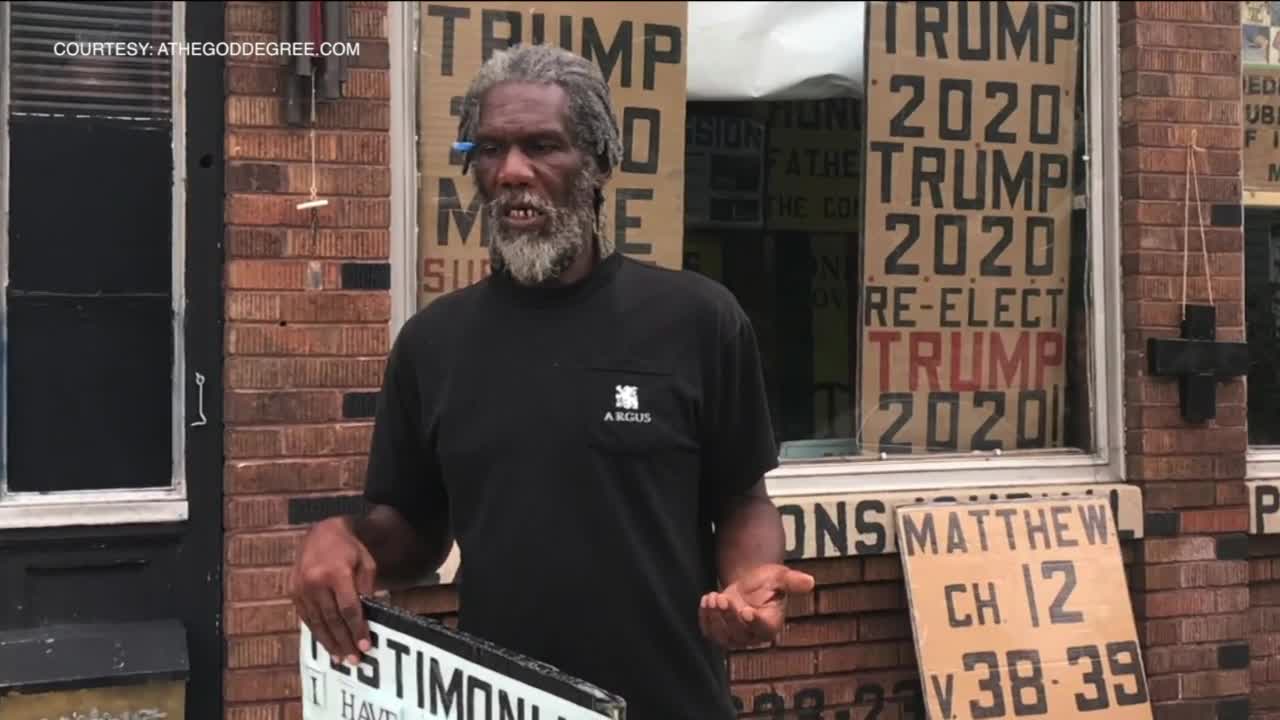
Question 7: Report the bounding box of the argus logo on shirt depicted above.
[605,384,651,423]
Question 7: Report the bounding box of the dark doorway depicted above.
[0,2,225,718]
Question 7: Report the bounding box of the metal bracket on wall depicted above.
[190,372,207,427]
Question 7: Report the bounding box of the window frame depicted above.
[389,1,1127,496]
[0,1,189,527]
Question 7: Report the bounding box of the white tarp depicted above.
[688,2,867,101]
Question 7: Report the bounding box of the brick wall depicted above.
[1119,2,1253,719]
[221,3,393,719]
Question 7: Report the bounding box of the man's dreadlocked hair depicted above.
[457,44,624,257]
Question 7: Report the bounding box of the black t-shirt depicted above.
[363,252,779,720]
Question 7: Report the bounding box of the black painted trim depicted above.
[1216,533,1249,560]
[1217,697,1249,720]
[341,262,391,290]
[342,391,378,418]
[289,494,369,525]
[0,620,188,695]
[1144,512,1180,537]
[1211,204,1243,227]
[184,3,226,719]
[1218,643,1250,670]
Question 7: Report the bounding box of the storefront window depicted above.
[683,2,1095,462]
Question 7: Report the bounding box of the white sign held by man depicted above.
[299,599,626,720]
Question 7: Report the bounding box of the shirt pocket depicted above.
[573,363,700,455]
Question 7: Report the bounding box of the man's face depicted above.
[472,81,600,285]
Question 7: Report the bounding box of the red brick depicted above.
[1122,250,1243,278]
[348,40,390,69]
[1252,632,1280,659]
[858,612,912,641]
[280,425,374,457]
[284,229,390,258]
[226,260,311,290]
[1125,74,1242,102]
[349,8,387,38]
[228,324,389,356]
[227,65,283,95]
[816,642,911,673]
[1122,148,1240,176]
[228,429,283,458]
[1217,460,1248,484]
[226,196,389,228]
[789,558,861,585]
[1121,97,1240,125]
[1144,561,1249,590]
[228,567,293,603]
[1145,618,1182,646]
[1180,669,1249,698]
[818,583,904,614]
[343,69,390,99]
[227,530,306,567]
[1254,607,1280,632]
[1127,428,1247,456]
[1129,460,1214,484]
[729,649,815,681]
[225,390,345,424]
[228,97,390,131]
[785,591,814,619]
[1142,536,1218,563]
[226,130,389,164]
[283,701,302,720]
[227,458,365,494]
[227,357,386,390]
[227,3,279,33]
[862,556,902,582]
[229,227,288,257]
[1179,507,1250,534]
[1145,589,1218,618]
[1147,674,1182,702]
[1123,122,1241,147]
[227,600,298,635]
[1134,22,1240,51]
[228,634,299,669]
[226,705,281,720]
[225,668,302,703]
[775,616,857,647]
[226,292,391,323]
[226,496,290,530]
[1121,225,1241,256]
[1132,1,1238,24]
[1124,47,1240,75]
[225,32,281,67]
[1143,645,1218,675]
[1178,614,1248,643]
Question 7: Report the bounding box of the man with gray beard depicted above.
[290,44,813,720]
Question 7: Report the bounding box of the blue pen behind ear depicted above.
[453,141,474,152]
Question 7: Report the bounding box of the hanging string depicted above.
[1181,130,1214,319]
[309,69,318,203]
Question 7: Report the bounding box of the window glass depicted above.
[683,2,1095,462]
[4,2,176,491]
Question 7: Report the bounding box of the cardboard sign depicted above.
[0,682,184,720]
[859,1,1081,454]
[685,113,765,228]
[898,497,1152,720]
[1245,67,1280,195]
[300,599,626,720]
[777,482,1143,559]
[416,2,688,307]
[766,99,862,232]
[1250,479,1280,534]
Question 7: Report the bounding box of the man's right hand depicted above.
[289,516,378,666]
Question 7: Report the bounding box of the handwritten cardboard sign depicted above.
[898,497,1152,720]
[1245,67,1280,196]
[859,1,1081,453]
[416,1,688,307]
[300,599,625,720]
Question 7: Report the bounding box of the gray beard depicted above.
[482,169,601,286]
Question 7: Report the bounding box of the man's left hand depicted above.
[698,563,816,650]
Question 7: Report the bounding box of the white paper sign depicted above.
[299,600,625,720]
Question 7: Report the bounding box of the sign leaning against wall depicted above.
[859,0,1084,455]
[416,2,689,308]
